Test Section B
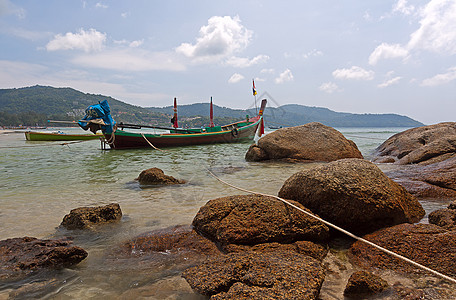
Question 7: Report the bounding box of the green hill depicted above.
[0,85,424,128]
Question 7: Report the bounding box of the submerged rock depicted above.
[60,203,122,230]
[136,167,185,185]
[182,251,325,299]
[192,194,330,247]
[373,122,456,165]
[245,122,363,162]
[278,159,425,235]
[0,237,87,281]
[343,270,389,298]
[349,223,456,275]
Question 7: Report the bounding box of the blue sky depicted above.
[1,0,455,124]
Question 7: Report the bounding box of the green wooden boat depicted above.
[25,131,103,141]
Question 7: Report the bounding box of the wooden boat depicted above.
[100,99,267,150]
[25,131,103,141]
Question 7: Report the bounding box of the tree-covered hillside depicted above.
[0,85,424,128]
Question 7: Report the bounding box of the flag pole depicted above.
[252,79,258,114]
[209,96,214,128]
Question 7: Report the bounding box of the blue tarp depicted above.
[78,100,116,134]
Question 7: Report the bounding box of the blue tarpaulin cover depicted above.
[78,100,116,134]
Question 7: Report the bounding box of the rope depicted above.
[140,133,168,152]
[205,168,456,285]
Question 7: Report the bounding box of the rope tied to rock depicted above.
[205,168,456,285]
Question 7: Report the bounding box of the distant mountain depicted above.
[0,85,424,128]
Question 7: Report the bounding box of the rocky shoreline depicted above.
[2,122,456,299]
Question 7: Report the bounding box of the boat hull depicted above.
[25,131,103,141]
[105,119,260,150]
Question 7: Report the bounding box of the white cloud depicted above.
[275,69,294,84]
[71,49,185,71]
[46,28,106,52]
[225,54,269,68]
[319,82,340,94]
[421,67,456,86]
[176,15,252,63]
[369,43,409,65]
[121,12,130,18]
[378,76,402,88]
[129,39,143,48]
[393,0,415,15]
[302,49,323,59]
[260,68,274,74]
[228,73,244,83]
[0,0,25,18]
[408,0,456,55]
[332,66,374,80]
[95,2,108,9]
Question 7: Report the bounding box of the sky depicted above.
[1,0,455,124]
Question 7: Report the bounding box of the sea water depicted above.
[0,127,451,299]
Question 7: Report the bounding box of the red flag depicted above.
[173,97,178,128]
[252,79,257,96]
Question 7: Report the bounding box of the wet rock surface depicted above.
[373,122,456,165]
[343,270,389,298]
[192,194,330,247]
[245,122,363,162]
[278,159,425,235]
[0,237,87,281]
[60,203,122,230]
[182,251,325,299]
[136,167,185,185]
[384,157,456,200]
[349,223,456,275]
[114,225,221,259]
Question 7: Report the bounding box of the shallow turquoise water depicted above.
[0,127,449,298]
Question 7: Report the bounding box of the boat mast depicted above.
[172,97,178,129]
[209,97,214,128]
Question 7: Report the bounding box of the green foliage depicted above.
[0,85,425,127]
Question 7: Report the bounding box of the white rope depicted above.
[140,133,168,152]
[205,168,456,285]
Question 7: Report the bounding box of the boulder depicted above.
[60,203,122,230]
[245,122,363,162]
[343,270,389,298]
[192,194,330,247]
[428,209,456,231]
[182,251,325,299]
[223,240,328,261]
[349,223,456,275]
[384,156,456,199]
[0,237,87,281]
[136,167,185,185]
[373,122,456,165]
[278,159,425,235]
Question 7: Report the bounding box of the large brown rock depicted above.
[60,203,122,230]
[278,159,425,235]
[0,237,87,281]
[182,251,325,299]
[349,223,456,275]
[136,167,185,185]
[384,156,456,199]
[373,122,456,165]
[245,122,363,162]
[192,194,330,247]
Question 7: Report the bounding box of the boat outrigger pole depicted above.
[172,97,178,129]
[209,97,214,128]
